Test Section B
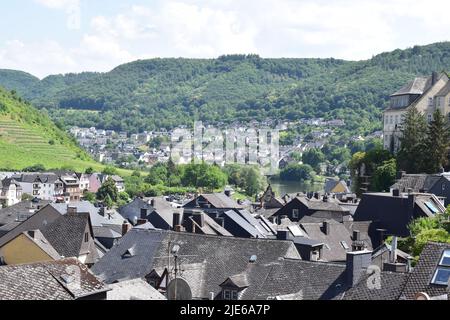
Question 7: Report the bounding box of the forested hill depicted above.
[1,42,450,134]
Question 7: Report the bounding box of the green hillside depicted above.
[1,42,450,135]
[0,87,107,172]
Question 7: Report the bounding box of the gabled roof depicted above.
[91,229,300,299]
[41,212,93,260]
[220,273,250,289]
[436,80,450,97]
[0,258,108,300]
[402,242,450,300]
[184,193,243,209]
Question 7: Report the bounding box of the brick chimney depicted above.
[122,221,132,236]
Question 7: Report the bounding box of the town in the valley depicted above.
[1,72,450,301]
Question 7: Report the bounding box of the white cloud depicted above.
[3,0,450,77]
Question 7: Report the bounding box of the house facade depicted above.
[383,72,450,153]
[0,178,22,207]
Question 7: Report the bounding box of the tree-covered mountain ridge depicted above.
[1,42,450,134]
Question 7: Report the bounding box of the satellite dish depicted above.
[166,278,192,300]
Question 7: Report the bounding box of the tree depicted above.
[104,194,114,209]
[85,167,94,174]
[397,107,427,173]
[371,158,397,192]
[102,166,118,176]
[425,109,450,173]
[302,148,325,171]
[23,164,46,172]
[83,191,96,203]
[97,177,119,202]
[280,164,313,181]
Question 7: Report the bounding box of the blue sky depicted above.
[1,0,450,78]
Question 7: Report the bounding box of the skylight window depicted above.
[431,250,450,286]
[340,241,350,250]
[424,201,439,214]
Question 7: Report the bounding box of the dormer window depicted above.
[431,250,450,286]
[223,289,238,300]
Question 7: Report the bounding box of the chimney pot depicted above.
[353,230,361,241]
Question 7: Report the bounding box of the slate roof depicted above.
[0,258,108,300]
[12,173,61,184]
[188,213,233,237]
[107,278,167,300]
[184,193,243,209]
[93,226,122,239]
[223,210,267,238]
[50,202,117,227]
[91,229,301,299]
[236,259,348,300]
[0,200,51,226]
[390,174,440,193]
[402,242,450,300]
[390,77,431,97]
[297,197,349,213]
[41,212,94,261]
[299,220,356,262]
[342,271,409,300]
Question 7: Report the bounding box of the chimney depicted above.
[67,206,77,214]
[323,221,331,235]
[277,230,291,240]
[390,236,398,263]
[99,207,105,217]
[392,189,400,197]
[136,219,147,226]
[192,211,205,228]
[173,212,181,229]
[224,189,231,197]
[150,199,155,207]
[122,221,132,236]
[346,250,372,287]
[353,230,361,241]
[314,192,320,200]
[432,71,439,85]
[376,228,387,247]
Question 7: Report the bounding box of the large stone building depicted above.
[383,72,450,153]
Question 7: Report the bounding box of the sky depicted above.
[1,0,450,78]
